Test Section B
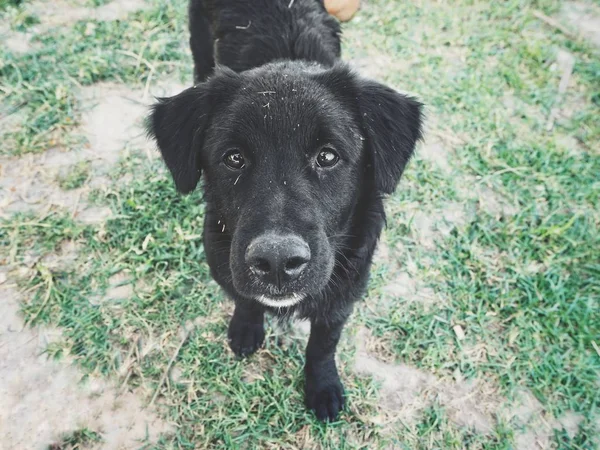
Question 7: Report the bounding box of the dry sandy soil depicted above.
[0,76,183,448]
[1,0,599,449]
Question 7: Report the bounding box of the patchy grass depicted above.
[48,428,103,450]
[0,0,189,155]
[56,161,91,190]
[0,0,23,9]
[1,5,39,31]
[1,0,599,448]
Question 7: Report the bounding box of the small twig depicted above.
[115,49,157,74]
[532,10,577,40]
[120,336,140,390]
[591,341,600,358]
[21,282,44,294]
[71,191,82,219]
[150,329,190,405]
[288,0,295,7]
[120,367,133,391]
[134,41,150,73]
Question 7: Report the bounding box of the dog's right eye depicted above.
[223,150,245,170]
[316,147,339,168]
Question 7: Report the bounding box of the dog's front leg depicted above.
[304,318,347,421]
[228,299,265,358]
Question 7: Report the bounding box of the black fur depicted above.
[148,0,423,422]
[189,0,341,82]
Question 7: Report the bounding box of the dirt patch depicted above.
[407,202,470,248]
[417,137,451,173]
[475,184,518,218]
[78,83,152,167]
[350,53,416,82]
[561,1,600,48]
[506,389,584,448]
[354,347,432,423]
[370,232,444,310]
[501,91,546,127]
[554,134,586,156]
[77,206,114,225]
[0,151,86,217]
[513,410,584,450]
[88,270,150,306]
[0,77,190,448]
[0,79,186,219]
[1,0,149,54]
[36,0,147,26]
[104,271,135,301]
[2,33,38,54]
[0,145,88,218]
[415,112,467,174]
[0,286,171,449]
[354,328,586,441]
[353,327,500,432]
[379,271,441,310]
[78,80,187,163]
[451,171,518,219]
[0,150,104,218]
[39,240,82,271]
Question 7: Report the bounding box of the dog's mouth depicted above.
[229,229,334,306]
[255,293,305,308]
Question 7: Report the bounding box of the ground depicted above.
[0,0,599,448]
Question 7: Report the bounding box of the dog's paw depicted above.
[227,319,265,358]
[305,379,345,422]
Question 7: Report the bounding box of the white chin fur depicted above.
[256,293,305,308]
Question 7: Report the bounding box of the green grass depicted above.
[56,161,91,190]
[1,0,599,448]
[0,3,39,31]
[48,428,103,450]
[0,0,189,155]
[0,0,24,12]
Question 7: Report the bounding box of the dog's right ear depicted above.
[147,70,240,194]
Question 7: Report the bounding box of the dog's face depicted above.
[148,62,422,307]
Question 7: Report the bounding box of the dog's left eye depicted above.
[223,150,245,170]
[316,147,339,168]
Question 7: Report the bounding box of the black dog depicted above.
[148,0,422,421]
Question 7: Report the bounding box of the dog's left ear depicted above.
[356,79,423,195]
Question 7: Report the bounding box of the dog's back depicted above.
[190,0,341,81]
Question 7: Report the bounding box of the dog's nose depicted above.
[245,233,311,286]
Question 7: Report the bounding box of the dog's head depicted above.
[148,62,422,308]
